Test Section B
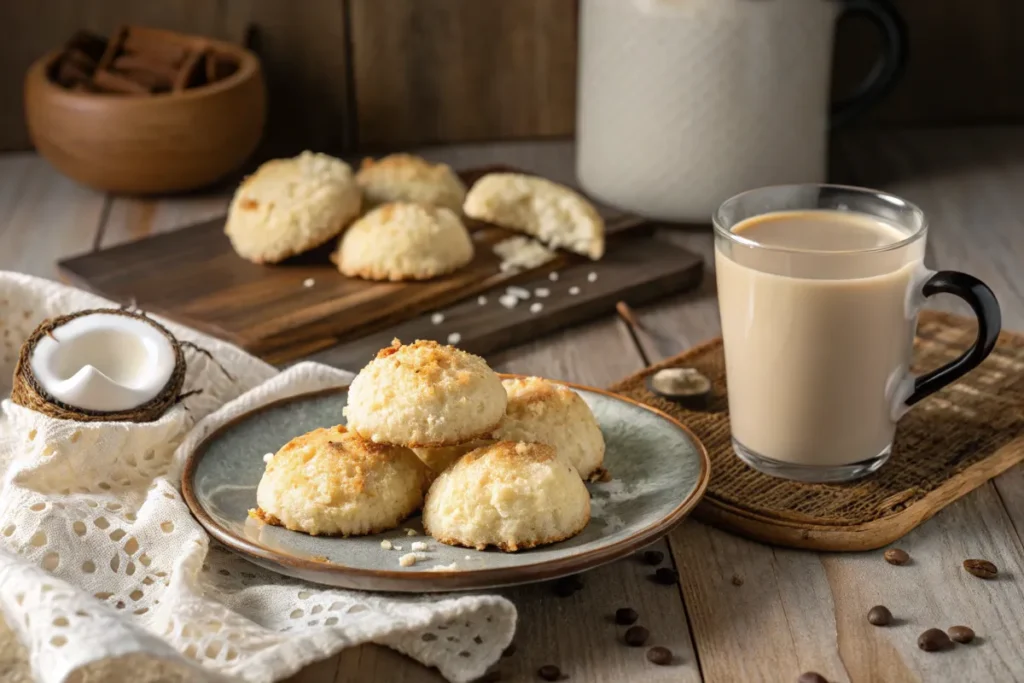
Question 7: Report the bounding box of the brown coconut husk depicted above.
[11,308,188,423]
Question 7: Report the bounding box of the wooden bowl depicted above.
[24,37,265,195]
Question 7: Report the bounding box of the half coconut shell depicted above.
[11,308,187,422]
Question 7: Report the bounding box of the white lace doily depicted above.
[0,271,516,683]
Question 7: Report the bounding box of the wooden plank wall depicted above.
[0,0,1020,153]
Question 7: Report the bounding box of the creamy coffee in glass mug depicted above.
[715,185,1001,482]
[576,0,907,222]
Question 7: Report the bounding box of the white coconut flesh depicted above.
[28,313,176,412]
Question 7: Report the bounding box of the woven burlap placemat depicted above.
[610,310,1024,551]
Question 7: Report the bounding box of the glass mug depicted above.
[714,185,1001,482]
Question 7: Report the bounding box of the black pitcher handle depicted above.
[830,0,909,129]
[903,271,1002,407]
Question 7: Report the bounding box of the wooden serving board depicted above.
[610,311,1024,552]
[58,166,703,364]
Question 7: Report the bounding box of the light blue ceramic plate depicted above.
[181,377,709,592]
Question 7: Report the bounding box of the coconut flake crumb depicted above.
[588,272,598,282]
[498,294,519,309]
[506,286,531,300]
[493,236,555,272]
[392,544,403,551]
[399,553,421,567]
[529,302,543,314]
[569,286,581,296]
[431,312,445,325]
[428,562,460,572]
[405,528,417,536]
[465,555,473,560]
[262,453,274,463]
[534,287,550,298]
[478,295,487,306]
[411,541,429,551]
[447,332,462,345]
[380,540,393,550]
[549,271,559,281]
[302,278,315,288]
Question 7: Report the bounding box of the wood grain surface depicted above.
[348,0,577,148]
[2,131,1024,682]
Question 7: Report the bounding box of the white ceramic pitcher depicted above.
[575,0,907,223]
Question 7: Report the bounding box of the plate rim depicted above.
[180,374,711,590]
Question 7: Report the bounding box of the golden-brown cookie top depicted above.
[356,154,467,213]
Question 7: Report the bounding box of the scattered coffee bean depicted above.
[615,607,639,625]
[963,559,998,579]
[553,575,583,597]
[867,605,892,626]
[642,550,664,566]
[948,625,975,644]
[797,673,828,683]
[502,642,516,657]
[646,646,673,665]
[653,567,679,585]
[624,625,650,647]
[884,548,910,565]
[918,628,953,652]
[537,664,561,681]
[731,574,744,586]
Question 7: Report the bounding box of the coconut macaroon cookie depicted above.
[356,153,467,213]
[225,151,361,264]
[334,202,474,281]
[252,424,431,536]
[493,376,606,481]
[423,441,591,551]
[463,172,605,260]
[344,339,506,447]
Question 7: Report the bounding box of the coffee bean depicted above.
[502,642,516,657]
[553,575,583,597]
[797,673,828,683]
[624,625,650,647]
[731,574,744,586]
[537,664,561,681]
[615,607,639,625]
[653,567,679,585]
[884,548,910,565]
[646,646,673,665]
[918,628,953,652]
[948,625,975,644]
[963,559,998,579]
[867,605,892,626]
[642,550,664,566]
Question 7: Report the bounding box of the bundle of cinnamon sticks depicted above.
[51,25,240,95]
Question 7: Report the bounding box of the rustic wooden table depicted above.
[2,128,1024,683]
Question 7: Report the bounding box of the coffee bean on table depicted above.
[797,673,828,683]
[624,625,650,647]
[918,628,953,652]
[646,646,673,665]
[537,664,561,681]
[642,550,664,566]
[653,567,679,585]
[884,548,910,565]
[963,559,998,579]
[553,575,583,597]
[615,607,639,625]
[948,625,975,644]
[867,605,893,626]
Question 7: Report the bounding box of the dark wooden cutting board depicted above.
[59,167,704,364]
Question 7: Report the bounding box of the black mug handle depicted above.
[903,272,1002,407]
[830,0,909,129]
